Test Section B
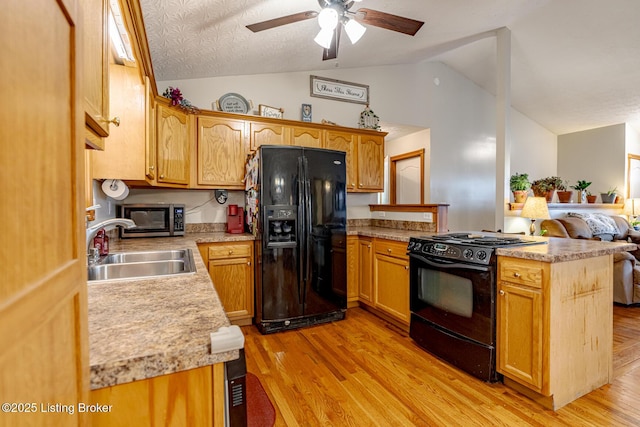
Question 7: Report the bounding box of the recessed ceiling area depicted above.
[140,0,640,135]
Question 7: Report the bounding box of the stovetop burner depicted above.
[407,232,546,265]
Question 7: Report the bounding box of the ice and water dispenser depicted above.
[265,205,297,247]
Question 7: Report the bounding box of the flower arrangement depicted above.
[162,86,199,113]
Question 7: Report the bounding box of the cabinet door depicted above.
[373,251,410,325]
[346,236,359,307]
[249,121,288,151]
[357,134,384,191]
[91,64,146,181]
[497,281,543,390]
[291,125,322,148]
[83,0,110,143]
[325,130,357,191]
[357,238,373,303]
[208,257,254,321]
[156,104,190,185]
[145,76,156,182]
[197,116,247,188]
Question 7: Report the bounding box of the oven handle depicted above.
[408,253,491,272]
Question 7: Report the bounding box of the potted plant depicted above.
[531,176,562,202]
[509,172,530,203]
[556,180,573,203]
[601,187,617,204]
[586,191,597,203]
[571,180,592,203]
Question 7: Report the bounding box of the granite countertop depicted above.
[88,232,254,390]
[496,236,637,262]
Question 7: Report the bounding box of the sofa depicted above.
[541,214,640,305]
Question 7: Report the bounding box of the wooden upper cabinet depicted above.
[156,104,190,185]
[197,116,247,188]
[325,130,357,191]
[145,76,156,182]
[249,121,289,151]
[357,134,384,191]
[290,125,323,148]
[83,0,110,147]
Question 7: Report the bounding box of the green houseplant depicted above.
[531,176,562,202]
[571,180,592,203]
[556,180,573,203]
[509,172,531,203]
[601,186,618,204]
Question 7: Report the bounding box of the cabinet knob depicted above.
[499,290,505,295]
[387,248,392,253]
[247,261,251,266]
[108,116,121,127]
[359,183,363,188]
[367,244,371,248]
[228,250,233,255]
[351,183,355,187]
[159,174,165,179]
[149,165,155,171]
[513,272,521,278]
[404,266,409,270]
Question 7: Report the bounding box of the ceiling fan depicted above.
[246,0,424,61]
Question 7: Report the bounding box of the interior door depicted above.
[1,1,88,425]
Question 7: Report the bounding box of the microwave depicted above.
[117,204,185,238]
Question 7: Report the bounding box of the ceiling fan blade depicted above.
[246,11,318,32]
[322,25,341,61]
[355,8,424,36]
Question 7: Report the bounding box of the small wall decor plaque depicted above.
[301,104,312,122]
[258,104,284,119]
[310,75,369,104]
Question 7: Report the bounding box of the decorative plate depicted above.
[218,93,250,114]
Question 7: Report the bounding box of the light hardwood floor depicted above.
[243,305,640,426]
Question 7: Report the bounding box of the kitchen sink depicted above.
[101,249,191,264]
[88,249,196,282]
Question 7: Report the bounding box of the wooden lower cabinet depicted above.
[199,242,254,326]
[346,236,359,307]
[89,364,225,426]
[497,255,613,410]
[373,240,410,326]
[357,237,373,304]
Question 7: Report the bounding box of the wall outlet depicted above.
[378,211,386,217]
[423,212,433,222]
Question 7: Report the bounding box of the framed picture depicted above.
[301,104,312,122]
[258,104,283,119]
[310,75,369,104]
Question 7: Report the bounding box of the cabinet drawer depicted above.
[499,258,543,288]
[374,240,408,259]
[208,243,252,259]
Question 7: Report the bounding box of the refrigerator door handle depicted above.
[303,157,313,288]
[297,156,305,304]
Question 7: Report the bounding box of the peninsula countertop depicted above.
[88,232,254,390]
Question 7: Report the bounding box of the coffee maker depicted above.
[226,204,244,234]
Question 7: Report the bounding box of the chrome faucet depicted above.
[86,218,136,253]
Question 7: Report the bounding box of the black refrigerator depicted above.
[245,145,347,334]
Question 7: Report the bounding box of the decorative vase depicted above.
[513,190,528,203]
[556,191,573,203]
[600,193,616,204]
[586,195,597,203]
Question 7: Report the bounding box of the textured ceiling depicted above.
[139,0,640,135]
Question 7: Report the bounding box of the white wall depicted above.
[558,124,626,198]
[160,60,555,231]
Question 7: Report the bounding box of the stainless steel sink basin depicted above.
[88,249,196,282]
[101,249,190,264]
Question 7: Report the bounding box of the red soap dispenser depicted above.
[94,228,109,256]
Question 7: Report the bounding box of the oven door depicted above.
[409,252,495,346]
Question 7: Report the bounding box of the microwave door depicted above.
[120,207,170,237]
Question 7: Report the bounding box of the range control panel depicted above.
[407,238,494,266]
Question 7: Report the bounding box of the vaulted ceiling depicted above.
[139,0,640,135]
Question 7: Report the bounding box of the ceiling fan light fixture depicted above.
[317,7,339,30]
[314,28,334,49]
[344,18,366,44]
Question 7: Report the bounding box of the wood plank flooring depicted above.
[242,305,640,427]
